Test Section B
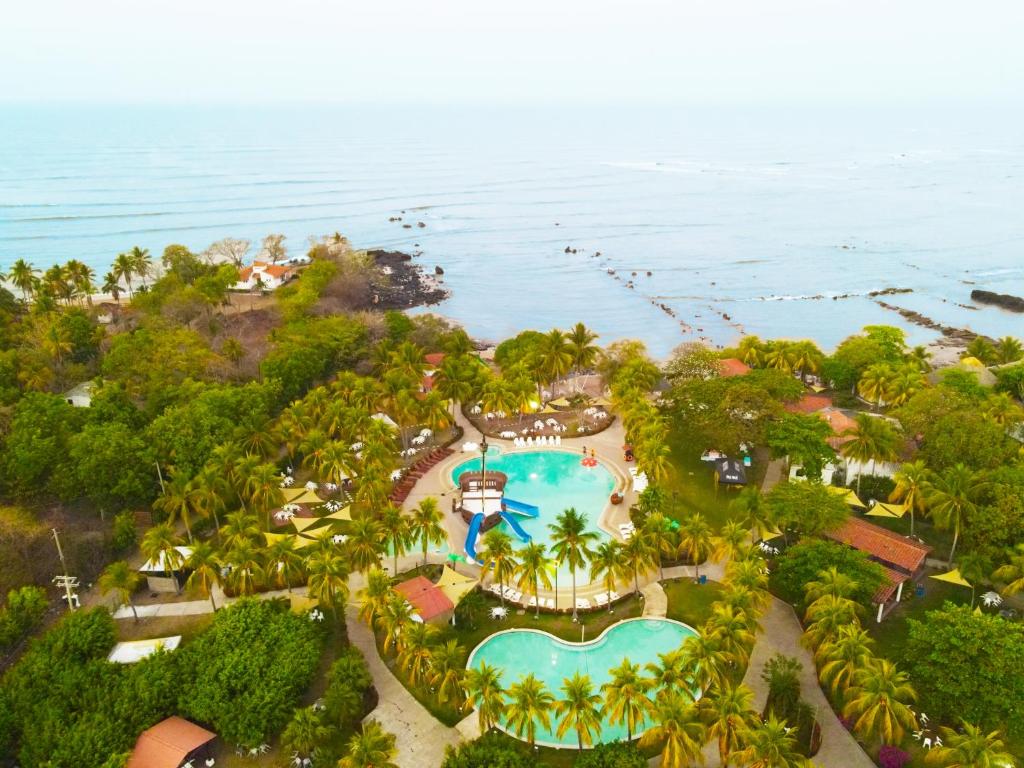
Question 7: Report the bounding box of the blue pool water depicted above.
[451,450,615,577]
[467,618,699,746]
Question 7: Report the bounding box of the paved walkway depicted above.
[347,605,462,768]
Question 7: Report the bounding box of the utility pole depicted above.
[51,528,79,611]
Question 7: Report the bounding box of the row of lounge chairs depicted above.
[389,447,454,504]
[486,583,622,613]
[619,522,636,540]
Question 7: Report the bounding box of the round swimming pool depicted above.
[451,450,615,576]
[467,618,700,747]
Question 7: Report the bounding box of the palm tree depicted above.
[128,245,152,289]
[802,594,862,651]
[377,592,415,653]
[842,658,918,746]
[909,344,933,372]
[711,520,749,564]
[982,392,1024,426]
[928,463,986,564]
[463,662,506,734]
[347,515,385,573]
[153,468,198,542]
[679,634,730,693]
[379,505,410,576]
[397,621,438,686]
[539,329,574,396]
[98,561,142,621]
[282,706,330,760]
[885,365,927,407]
[185,541,222,612]
[992,543,1024,597]
[858,363,895,407]
[731,486,773,542]
[506,673,556,749]
[638,692,706,768]
[244,462,284,530]
[738,336,764,367]
[706,604,757,667]
[764,342,794,373]
[226,540,265,596]
[679,513,714,580]
[621,528,657,595]
[926,721,1018,768]
[141,523,183,594]
[701,683,755,766]
[430,640,466,706]
[554,672,604,749]
[358,567,393,627]
[589,540,627,612]
[112,252,135,299]
[643,512,678,580]
[817,624,874,697]
[994,336,1024,365]
[731,715,808,768]
[306,547,350,616]
[889,459,931,537]
[804,566,858,605]
[602,659,653,742]
[266,536,304,591]
[479,529,516,607]
[340,721,399,768]
[966,337,996,365]
[549,507,599,621]
[567,322,600,390]
[219,510,261,550]
[840,413,901,496]
[433,356,478,417]
[645,648,690,702]
[789,340,823,382]
[8,259,39,302]
[409,497,445,566]
[515,542,553,619]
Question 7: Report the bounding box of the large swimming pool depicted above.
[467,618,700,747]
[451,450,615,576]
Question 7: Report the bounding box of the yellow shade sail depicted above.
[263,531,293,545]
[761,528,784,541]
[866,502,907,519]
[291,536,320,549]
[299,525,336,541]
[592,397,612,407]
[290,516,320,532]
[289,594,319,613]
[548,397,571,407]
[930,569,972,588]
[289,489,325,505]
[539,405,559,414]
[810,385,827,393]
[436,566,478,605]
[324,506,352,521]
[827,486,866,509]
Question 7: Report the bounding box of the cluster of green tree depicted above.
[276,255,340,321]
[606,342,671,482]
[771,539,887,611]
[0,585,47,651]
[0,599,324,765]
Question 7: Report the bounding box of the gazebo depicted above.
[713,457,747,490]
[394,575,455,624]
[127,716,216,768]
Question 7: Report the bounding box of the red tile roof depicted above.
[425,352,446,367]
[820,407,858,449]
[873,566,909,604]
[263,264,292,279]
[719,358,752,377]
[395,576,454,621]
[127,717,216,768]
[238,266,254,282]
[825,517,931,574]
[785,393,832,414]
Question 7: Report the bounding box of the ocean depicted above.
[1,103,1022,356]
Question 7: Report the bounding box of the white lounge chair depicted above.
[594,593,608,606]
[575,597,592,610]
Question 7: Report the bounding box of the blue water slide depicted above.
[465,512,484,561]
[502,497,539,517]
[500,511,532,543]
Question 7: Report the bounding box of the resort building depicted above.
[63,380,94,407]
[395,575,455,624]
[126,716,217,768]
[824,517,931,623]
[718,358,752,377]
[232,260,299,292]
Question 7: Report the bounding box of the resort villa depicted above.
[232,261,300,292]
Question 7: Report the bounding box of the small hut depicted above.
[127,716,216,768]
[394,575,455,624]
[713,457,747,490]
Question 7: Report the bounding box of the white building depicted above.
[64,381,94,407]
[233,261,299,292]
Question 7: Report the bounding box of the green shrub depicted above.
[111,511,138,552]
[324,646,374,729]
[0,585,48,649]
[441,732,542,768]
[771,539,887,611]
[575,741,648,768]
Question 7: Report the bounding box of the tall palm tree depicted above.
[153,468,198,542]
[764,342,794,373]
[992,543,1024,597]
[889,459,931,537]
[101,271,122,303]
[645,648,690,702]
[711,520,749,564]
[128,245,152,289]
[706,604,757,667]
[305,547,350,617]
[339,721,399,768]
[225,540,265,596]
[409,497,445,566]
[429,640,466,706]
[926,721,1018,768]
[463,662,506,734]
[479,529,516,607]
[994,336,1024,365]
[731,715,808,768]
[266,536,304,591]
[506,673,556,749]
[928,463,986,564]
[347,515,385,573]
[817,624,874,697]
[432,355,476,417]
[219,510,261,550]
[789,340,823,382]
[185,541,222,612]
[621,528,657,595]
[112,252,135,299]
[701,682,755,766]
[602,659,653,742]
[730,486,773,542]
[549,507,599,621]
[397,621,438,686]
[679,513,714,580]
[377,592,415,654]
[966,338,996,365]
[515,542,553,619]
[358,568,393,627]
[804,566,858,605]
[98,561,142,621]
[643,512,678,580]
[282,706,331,761]
[245,462,284,530]
[982,392,1024,427]
[840,414,901,496]
[738,336,764,367]
[858,363,895,408]
[141,523,183,594]
[538,328,574,397]
[638,692,706,768]
[802,594,862,651]
[679,634,730,694]
[379,505,410,576]
[842,658,918,747]
[555,672,604,750]
[8,259,39,302]
[589,540,627,612]
[885,364,927,407]
[567,322,600,390]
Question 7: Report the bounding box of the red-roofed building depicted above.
[425,352,446,368]
[127,716,216,768]
[719,358,752,377]
[785,393,832,414]
[395,575,454,623]
[233,260,300,291]
[824,517,931,622]
[819,407,858,450]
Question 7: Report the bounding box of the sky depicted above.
[1,0,1022,105]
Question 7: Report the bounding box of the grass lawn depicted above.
[662,434,766,530]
